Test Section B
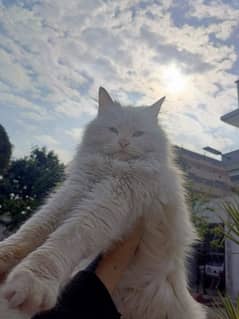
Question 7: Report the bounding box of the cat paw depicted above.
[3,269,59,315]
[0,243,20,281]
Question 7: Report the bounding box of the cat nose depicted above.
[118,138,130,148]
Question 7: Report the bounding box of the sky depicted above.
[0,0,238,164]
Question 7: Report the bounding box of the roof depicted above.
[221,108,239,128]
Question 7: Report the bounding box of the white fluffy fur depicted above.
[0,88,206,319]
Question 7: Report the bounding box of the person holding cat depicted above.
[32,218,143,319]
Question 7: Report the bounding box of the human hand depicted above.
[95,218,144,294]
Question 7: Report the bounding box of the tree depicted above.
[187,188,211,241]
[0,147,65,232]
[0,124,12,175]
[187,187,223,248]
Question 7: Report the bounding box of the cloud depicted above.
[0,48,33,90]
[0,91,42,112]
[162,111,236,156]
[0,0,238,163]
[189,0,239,21]
[55,98,97,118]
[140,26,212,74]
[35,134,60,146]
[53,147,73,164]
[34,134,73,163]
[66,127,85,142]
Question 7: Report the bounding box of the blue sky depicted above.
[0,0,238,163]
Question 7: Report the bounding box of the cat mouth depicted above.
[114,150,130,159]
[118,149,128,154]
[114,148,128,154]
[113,150,140,161]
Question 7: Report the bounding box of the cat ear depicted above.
[149,96,166,117]
[98,87,114,115]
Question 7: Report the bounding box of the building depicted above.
[175,147,231,295]
[222,150,239,189]
[188,80,239,197]
[221,79,239,190]
[193,79,239,299]
[221,80,239,128]
[177,79,239,298]
[220,79,239,300]
[175,146,233,198]
[176,146,239,298]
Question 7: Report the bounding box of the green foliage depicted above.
[215,294,239,319]
[187,188,212,241]
[188,188,207,236]
[0,147,65,232]
[0,124,12,175]
[214,199,239,319]
[187,188,223,250]
[192,214,209,240]
[210,223,225,249]
[222,202,239,245]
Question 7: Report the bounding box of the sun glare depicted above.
[163,64,188,94]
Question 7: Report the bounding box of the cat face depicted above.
[82,87,167,161]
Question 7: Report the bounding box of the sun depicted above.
[162,64,188,94]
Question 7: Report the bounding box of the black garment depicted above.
[32,256,121,319]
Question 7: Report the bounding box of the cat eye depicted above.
[132,131,144,137]
[108,127,119,134]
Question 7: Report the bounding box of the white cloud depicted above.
[190,0,239,21]
[0,0,238,160]
[162,111,236,156]
[0,91,42,112]
[66,127,85,142]
[0,48,32,90]
[35,134,60,146]
[55,98,97,118]
[34,134,74,163]
[53,147,73,164]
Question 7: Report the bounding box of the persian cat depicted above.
[0,88,205,319]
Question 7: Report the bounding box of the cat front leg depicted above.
[3,177,143,315]
[0,180,80,279]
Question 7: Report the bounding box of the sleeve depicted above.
[32,270,121,319]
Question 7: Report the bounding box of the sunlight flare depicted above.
[163,64,188,94]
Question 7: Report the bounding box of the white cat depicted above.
[0,88,206,319]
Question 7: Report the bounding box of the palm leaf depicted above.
[220,202,239,245]
[215,293,239,319]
